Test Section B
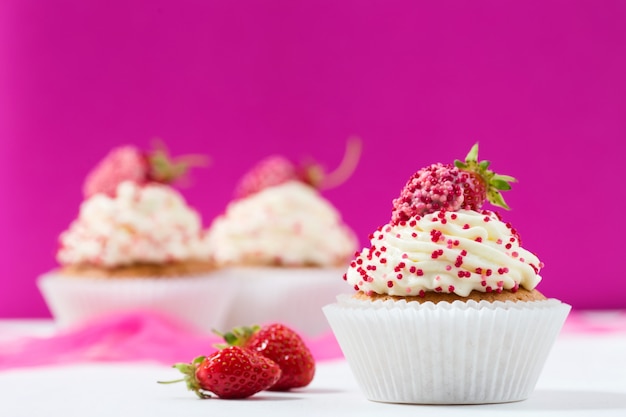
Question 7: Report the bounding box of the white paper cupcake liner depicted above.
[323,294,571,404]
[214,267,348,337]
[37,271,237,333]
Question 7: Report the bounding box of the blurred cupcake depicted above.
[38,143,234,332]
[323,144,570,404]
[206,138,361,336]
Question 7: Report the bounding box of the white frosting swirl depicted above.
[206,181,357,266]
[345,210,542,297]
[57,181,209,267]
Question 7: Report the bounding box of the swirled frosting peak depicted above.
[205,181,357,267]
[345,209,542,297]
[57,181,209,267]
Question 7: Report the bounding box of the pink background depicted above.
[1,1,625,318]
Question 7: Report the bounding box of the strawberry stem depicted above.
[147,139,209,184]
[213,325,260,348]
[157,356,212,399]
[454,142,516,210]
[319,136,362,190]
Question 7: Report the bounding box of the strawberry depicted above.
[391,143,516,224]
[233,136,362,198]
[234,156,299,199]
[216,323,316,391]
[83,142,206,198]
[159,346,282,399]
[83,146,149,198]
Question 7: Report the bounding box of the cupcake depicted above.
[206,138,361,336]
[323,144,570,404]
[38,144,234,332]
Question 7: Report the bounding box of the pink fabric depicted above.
[561,310,626,334]
[0,311,343,371]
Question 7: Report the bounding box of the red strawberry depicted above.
[83,146,149,198]
[234,156,299,199]
[391,143,515,224]
[234,136,362,198]
[83,142,206,198]
[217,323,315,391]
[159,346,281,399]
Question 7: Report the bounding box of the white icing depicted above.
[205,181,357,266]
[57,181,209,267]
[345,210,542,297]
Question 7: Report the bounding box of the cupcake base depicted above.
[58,260,215,278]
[38,268,234,333]
[213,266,348,337]
[323,294,571,404]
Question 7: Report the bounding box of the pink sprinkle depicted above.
[446,265,452,271]
[409,266,417,273]
[512,251,519,258]
[448,285,455,292]
[463,224,470,229]
[402,253,409,259]
[387,281,394,288]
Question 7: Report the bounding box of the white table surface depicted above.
[1,318,626,417]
